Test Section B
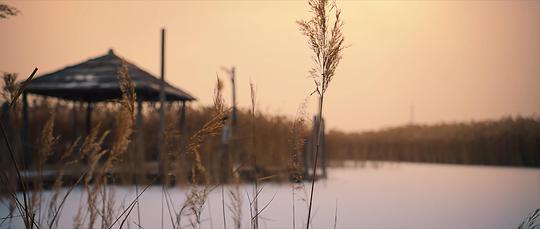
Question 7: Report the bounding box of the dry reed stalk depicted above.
[184,77,228,185]
[227,169,242,229]
[164,119,182,181]
[106,59,136,170]
[47,137,80,228]
[297,0,345,227]
[248,81,260,229]
[98,59,136,228]
[167,77,228,229]
[75,124,109,229]
[0,68,38,229]
[75,59,136,229]
[28,112,58,227]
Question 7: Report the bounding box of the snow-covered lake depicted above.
[2,162,539,229]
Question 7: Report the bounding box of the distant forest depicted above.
[327,117,540,167]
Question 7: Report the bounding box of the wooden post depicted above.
[158,28,166,181]
[180,100,186,135]
[309,115,327,178]
[135,96,144,180]
[72,101,79,138]
[137,97,143,131]
[311,115,318,177]
[302,136,309,178]
[230,67,237,129]
[320,117,327,178]
[221,66,237,135]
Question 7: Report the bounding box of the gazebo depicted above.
[23,49,195,135]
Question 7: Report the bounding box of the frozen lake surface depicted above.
[2,162,539,229]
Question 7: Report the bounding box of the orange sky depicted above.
[1,0,539,132]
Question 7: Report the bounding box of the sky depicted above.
[1,0,539,132]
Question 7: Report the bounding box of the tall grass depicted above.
[297,0,345,227]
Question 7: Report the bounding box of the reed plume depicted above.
[0,4,19,19]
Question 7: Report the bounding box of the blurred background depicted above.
[0,1,539,229]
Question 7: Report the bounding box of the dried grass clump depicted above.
[165,77,229,229]
[108,59,136,167]
[184,77,229,184]
[74,60,136,229]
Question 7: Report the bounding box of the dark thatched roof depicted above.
[25,49,196,102]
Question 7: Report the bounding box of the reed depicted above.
[297,0,345,227]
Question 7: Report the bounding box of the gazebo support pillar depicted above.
[180,101,186,134]
[72,101,78,138]
[136,97,143,130]
[86,101,93,134]
[134,96,144,181]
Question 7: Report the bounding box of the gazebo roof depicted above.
[25,49,196,102]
